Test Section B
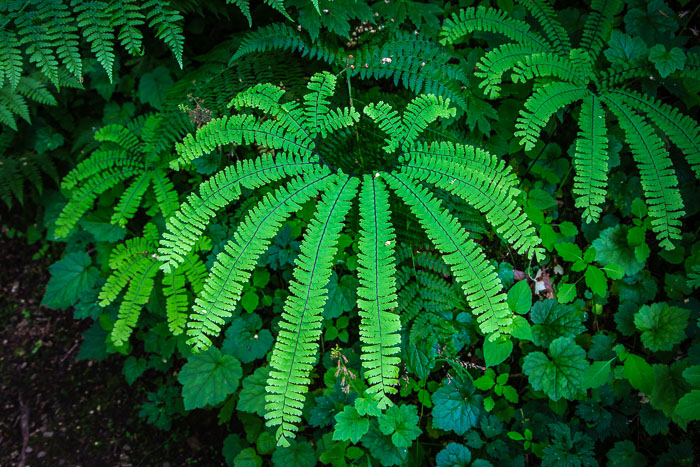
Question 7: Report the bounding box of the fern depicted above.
[357,175,401,409]
[99,227,209,345]
[56,113,192,238]
[0,0,185,90]
[158,72,541,445]
[442,0,699,244]
[572,94,609,223]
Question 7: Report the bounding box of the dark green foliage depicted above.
[4,0,697,465]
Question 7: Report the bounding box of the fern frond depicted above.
[350,32,469,111]
[265,174,359,447]
[602,94,684,249]
[611,89,700,179]
[400,95,456,150]
[111,172,152,226]
[400,149,543,261]
[171,114,314,170]
[357,175,401,408]
[303,71,336,138]
[159,154,317,271]
[385,172,512,340]
[512,52,591,86]
[515,82,588,150]
[440,6,551,52]
[0,30,23,89]
[109,0,145,57]
[597,64,656,90]
[580,0,622,59]
[151,169,179,218]
[72,0,116,82]
[61,149,137,190]
[573,94,609,223]
[143,0,184,68]
[363,101,403,153]
[111,258,160,346]
[475,44,545,99]
[55,167,139,238]
[163,269,188,335]
[186,170,333,350]
[231,23,339,65]
[229,82,310,141]
[516,0,571,54]
[95,123,141,153]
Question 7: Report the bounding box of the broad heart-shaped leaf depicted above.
[221,313,273,363]
[238,367,269,417]
[634,303,689,352]
[333,406,369,444]
[271,439,316,467]
[591,225,644,276]
[682,366,700,387]
[378,404,422,448]
[436,443,471,467]
[623,353,654,394]
[583,359,614,389]
[554,242,583,262]
[137,66,173,110]
[507,280,532,314]
[648,44,686,78]
[530,299,585,347]
[322,271,358,319]
[361,423,408,466]
[606,440,646,466]
[234,447,262,467]
[431,377,484,435]
[674,390,700,421]
[178,348,242,410]
[585,265,608,297]
[523,337,588,401]
[603,31,648,66]
[483,338,513,367]
[42,252,99,310]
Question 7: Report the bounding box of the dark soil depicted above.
[0,235,226,466]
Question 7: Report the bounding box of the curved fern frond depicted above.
[151,169,179,218]
[515,82,588,150]
[112,172,152,226]
[602,94,684,249]
[363,101,403,153]
[186,170,333,350]
[111,258,160,346]
[171,114,314,170]
[476,44,545,99]
[611,89,700,179]
[55,167,139,238]
[231,23,339,65]
[400,95,456,150]
[385,172,512,340]
[143,0,184,68]
[163,268,188,335]
[159,153,316,271]
[400,150,543,261]
[0,29,23,89]
[109,0,145,57]
[302,71,356,139]
[357,175,401,409]
[580,0,622,59]
[229,82,310,140]
[439,6,552,52]
[573,94,609,223]
[73,0,116,82]
[265,175,358,447]
[516,0,571,54]
[512,52,591,86]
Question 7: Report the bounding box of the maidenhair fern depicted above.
[158,71,543,446]
[440,0,700,250]
[55,112,191,238]
[99,223,209,346]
